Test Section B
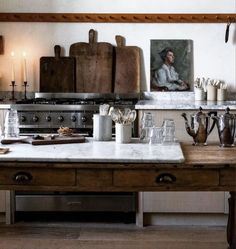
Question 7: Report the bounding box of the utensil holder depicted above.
[93,114,112,141]
[207,85,217,101]
[115,123,131,144]
[194,88,205,101]
[217,89,227,101]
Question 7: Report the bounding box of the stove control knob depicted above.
[32,115,39,122]
[71,115,76,122]
[20,116,26,122]
[58,116,64,122]
[81,116,87,123]
[46,116,51,122]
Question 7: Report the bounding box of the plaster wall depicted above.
[0,0,235,93]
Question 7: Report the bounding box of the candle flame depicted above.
[10,51,15,57]
[22,51,26,57]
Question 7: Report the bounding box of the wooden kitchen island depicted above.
[0,140,235,249]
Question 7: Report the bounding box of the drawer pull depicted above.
[156,173,176,184]
[13,172,32,184]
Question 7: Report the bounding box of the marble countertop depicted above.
[136,92,236,110]
[135,100,236,110]
[0,138,184,163]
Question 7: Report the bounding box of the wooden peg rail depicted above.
[0,13,235,23]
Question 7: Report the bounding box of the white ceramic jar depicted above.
[115,123,131,144]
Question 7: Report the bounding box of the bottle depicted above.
[4,109,20,138]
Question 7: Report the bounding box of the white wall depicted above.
[0,0,235,93]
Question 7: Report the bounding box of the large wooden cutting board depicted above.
[40,45,76,92]
[1,135,85,145]
[69,29,113,93]
[114,36,141,94]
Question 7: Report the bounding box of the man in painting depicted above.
[151,47,189,91]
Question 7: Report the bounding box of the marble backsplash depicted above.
[142,91,236,101]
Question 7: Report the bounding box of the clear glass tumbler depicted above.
[149,126,163,144]
[4,109,20,138]
[140,112,154,143]
[162,118,175,143]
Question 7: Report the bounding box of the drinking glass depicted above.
[141,112,154,128]
[140,112,154,143]
[4,109,20,138]
[162,118,175,143]
[149,126,163,144]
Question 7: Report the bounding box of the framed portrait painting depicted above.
[150,39,193,91]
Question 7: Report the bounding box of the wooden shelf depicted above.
[0,13,235,23]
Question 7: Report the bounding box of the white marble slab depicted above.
[0,138,184,163]
[136,100,236,110]
[137,91,236,110]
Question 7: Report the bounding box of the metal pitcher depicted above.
[212,107,236,147]
[181,107,217,145]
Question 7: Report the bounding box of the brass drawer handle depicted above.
[156,173,176,184]
[13,171,32,184]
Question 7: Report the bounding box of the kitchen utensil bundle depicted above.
[109,108,136,144]
[194,77,227,101]
[110,108,137,125]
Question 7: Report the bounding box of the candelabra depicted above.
[22,81,28,99]
[10,81,16,100]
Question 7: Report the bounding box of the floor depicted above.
[0,221,227,249]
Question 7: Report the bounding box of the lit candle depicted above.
[10,51,15,82]
[22,51,27,82]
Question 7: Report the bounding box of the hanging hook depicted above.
[225,18,231,43]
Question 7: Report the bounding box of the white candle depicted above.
[10,51,15,82]
[22,52,27,82]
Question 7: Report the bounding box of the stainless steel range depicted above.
[13,92,139,136]
[11,92,139,217]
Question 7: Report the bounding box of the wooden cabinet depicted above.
[114,169,219,188]
[0,168,76,187]
[138,110,230,218]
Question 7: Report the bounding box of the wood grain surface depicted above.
[181,143,236,165]
[1,135,85,145]
[114,35,140,94]
[69,29,113,93]
[0,13,235,23]
[40,45,76,92]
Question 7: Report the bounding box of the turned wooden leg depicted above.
[227,191,236,249]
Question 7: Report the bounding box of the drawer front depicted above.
[220,168,236,186]
[0,168,75,186]
[77,170,112,187]
[114,169,219,187]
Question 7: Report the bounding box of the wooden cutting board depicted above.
[40,45,76,92]
[1,135,85,146]
[69,29,113,93]
[114,35,141,94]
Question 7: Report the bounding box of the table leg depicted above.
[5,190,15,224]
[227,191,236,249]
